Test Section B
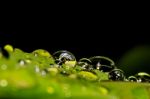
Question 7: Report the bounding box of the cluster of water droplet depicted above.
[0,44,150,84]
[53,50,150,83]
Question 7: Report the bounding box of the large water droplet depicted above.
[53,50,76,67]
[89,56,115,72]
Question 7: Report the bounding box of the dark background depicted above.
[0,10,150,76]
[0,23,149,61]
[1,30,148,60]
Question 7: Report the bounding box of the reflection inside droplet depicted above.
[53,50,76,67]
[96,62,101,69]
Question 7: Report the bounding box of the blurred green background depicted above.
[118,45,150,76]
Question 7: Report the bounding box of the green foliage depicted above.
[0,45,150,99]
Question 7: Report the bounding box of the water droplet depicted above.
[89,56,115,72]
[128,76,138,82]
[108,69,125,81]
[135,72,150,82]
[78,58,92,70]
[34,52,38,57]
[53,50,76,67]
[18,59,26,66]
[79,58,91,63]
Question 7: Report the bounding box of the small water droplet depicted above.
[18,59,26,66]
[135,72,150,82]
[108,69,125,81]
[128,76,138,82]
[34,52,38,57]
[78,58,92,71]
